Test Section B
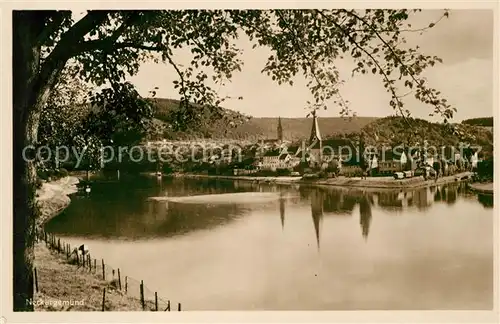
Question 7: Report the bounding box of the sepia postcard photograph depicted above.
[1,1,499,323]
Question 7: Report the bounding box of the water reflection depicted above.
[359,195,372,239]
[47,176,492,310]
[46,177,252,239]
[478,193,494,208]
[46,176,492,247]
[300,181,491,245]
[279,192,285,230]
[310,189,323,249]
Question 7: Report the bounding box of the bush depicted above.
[60,161,76,171]
[37,170,49,181]
[318,171,329,179]
[57,168,69,177]
[477,158,493,180]
[276,168,291,176]
[162,164,174,174]
[35,179,44,189]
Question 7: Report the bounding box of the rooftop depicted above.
[263,150,281,157]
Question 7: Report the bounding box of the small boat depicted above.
[156,171,163,178]
[85,185,91,193]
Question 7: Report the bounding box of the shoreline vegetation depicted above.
[145,171,477,191]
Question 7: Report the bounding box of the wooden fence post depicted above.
[118,269,122,290]
[57,238,61,253]
[178,303,181,311]
[140,280,145,310]
[155,292,158,311]
[125,276,128,293]
[94,259,97,273]
[102,259,105,280]
[102,288,106,311]
[34,267,39,293]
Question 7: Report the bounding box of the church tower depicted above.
[277,116,283,142]
[310,189,323,250]
[309,110,322,164]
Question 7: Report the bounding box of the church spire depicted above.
[310,189,323,250]
[279,192,285,230]
[309,110,321,143]
[277,116,283,142]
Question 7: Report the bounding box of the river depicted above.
[45,175,493,310]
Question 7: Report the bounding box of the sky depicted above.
[123,9,494,122]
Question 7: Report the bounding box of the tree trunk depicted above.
[12,12,66,311]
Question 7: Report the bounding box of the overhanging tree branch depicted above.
[342,9,451,118]
[70,11,142,55]
[36,10,71,46]
[275,10,349,114]
[315,10,412,129]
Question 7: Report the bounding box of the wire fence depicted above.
[34,228,182,311]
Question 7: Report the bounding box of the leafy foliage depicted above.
[476,158,494,180]
[39,69,154,171]
[38,67,92,149]
[37,9,453,132]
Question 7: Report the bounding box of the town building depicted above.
[260,148,294,170]
[377,147,409,174]
[261,149,281,170]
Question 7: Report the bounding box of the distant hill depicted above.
[223,116,378,141]
[151,97,251,139]
[360,116,493,157]
[462,117,493,127]
[150,97,377,140]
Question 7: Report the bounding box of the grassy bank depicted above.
[34,177,167,311]
[33,243,146,311]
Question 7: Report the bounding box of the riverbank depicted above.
[177,171,475,190]
[468,182,494,195]
[34,177,147,311]
[35,176,79,228]
[33,243,147,311]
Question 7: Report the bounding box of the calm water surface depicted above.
[45,176,494,310]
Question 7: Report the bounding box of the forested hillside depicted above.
[151,97,376,140]
[462,117,493,127]
[360,116,494,157]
